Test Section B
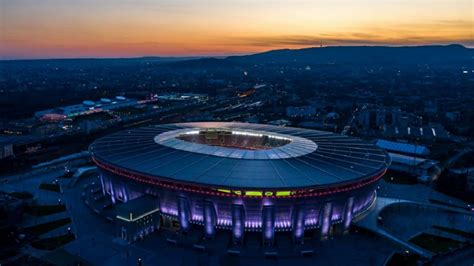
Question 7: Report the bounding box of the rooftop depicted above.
[116,195,160,222]
[376,139,430,156]
[91,122,390,189]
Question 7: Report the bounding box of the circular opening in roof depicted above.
[154,127,318,160]
[176,129,291,151]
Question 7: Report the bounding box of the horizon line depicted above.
[0,43,469,62]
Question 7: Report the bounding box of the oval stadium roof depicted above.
[90,122,390,189]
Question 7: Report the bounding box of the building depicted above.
[424,101,438,114]
[445,111,461,122]
[381,124,449,141]
[376,139,438,181]
[116,195,161,243]
[90,122,390,244]
[386,152,439,182]
[0,142,14,159]
[34,96,137,121]
[358,107,401,129]
[376,139,430,157]
[155,93,208,102]
[286,106,316,117]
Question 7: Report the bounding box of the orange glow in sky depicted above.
[1,0,473,59]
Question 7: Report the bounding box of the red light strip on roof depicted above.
[92,157,385,199]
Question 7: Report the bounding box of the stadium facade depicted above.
[90,122,390,243]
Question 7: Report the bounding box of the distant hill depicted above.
[225,44,474,66]
[2,44,472,67]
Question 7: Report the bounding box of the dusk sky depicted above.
[1,0,473,59]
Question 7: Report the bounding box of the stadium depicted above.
[89,122,390,243]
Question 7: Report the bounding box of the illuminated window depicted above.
[276,191,291,196]
[245,191,263,196]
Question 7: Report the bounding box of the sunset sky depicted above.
[1,0,473,59]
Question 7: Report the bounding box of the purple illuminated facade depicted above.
[98,166,380,239]
[90,122,389,242]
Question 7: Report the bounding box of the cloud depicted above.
[224,20,474,48]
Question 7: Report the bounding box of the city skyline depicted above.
[1,0,473,59]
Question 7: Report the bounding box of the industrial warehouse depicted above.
[89,122,390,244]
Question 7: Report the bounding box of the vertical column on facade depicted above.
[109,179,116,204]
[319,202,333,240]
[231,204,245,244]
[177,196,191,232]
[262,205,276,246]
[153,196,162,231]
[292,205,306,243]
[341,197,354,234]
[121,183,129,202]
[203,200,217,239]
[99,171,106,196]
